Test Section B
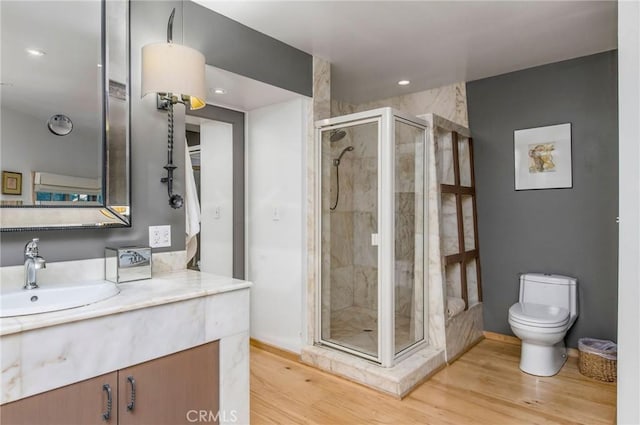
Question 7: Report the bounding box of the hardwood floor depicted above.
[250,340,616,424]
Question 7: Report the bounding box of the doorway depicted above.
[186,105,245,279]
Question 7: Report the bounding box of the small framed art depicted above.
[2,171,22,195]
[514,123,572,190]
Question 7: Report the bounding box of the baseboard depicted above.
[483,331,579,358]
[400,363,447,399]
[250,338,301,362]
[447,334,485,364]
[483,331,521,345]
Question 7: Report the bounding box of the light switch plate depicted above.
[149,225,171,248]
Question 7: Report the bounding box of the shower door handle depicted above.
[371,233,379,246]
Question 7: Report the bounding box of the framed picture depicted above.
[2,171,22,195]
[514,123,572,190]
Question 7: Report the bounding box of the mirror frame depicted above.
[0,0,131,232]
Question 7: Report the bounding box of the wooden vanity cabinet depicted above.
[118,341,220,425]
[0,372,118,425]
[0,341,219,425]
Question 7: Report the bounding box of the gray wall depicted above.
[183,1,312,97]
[467,51,618,348]
[0,1,312,266]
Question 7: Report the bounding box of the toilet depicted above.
[508,273,578,376]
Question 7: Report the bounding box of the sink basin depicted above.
[0,281,120,318]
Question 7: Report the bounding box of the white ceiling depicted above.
[194,1,617,104]
[1,1,617,123]
[204,65,303,111]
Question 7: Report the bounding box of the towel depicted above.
[185,145,201,265]
[447,297,466,318]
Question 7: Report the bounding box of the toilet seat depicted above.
[509,303,570,328]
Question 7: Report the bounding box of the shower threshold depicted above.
[301,342,445,398]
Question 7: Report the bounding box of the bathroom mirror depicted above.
[0,0,130,231]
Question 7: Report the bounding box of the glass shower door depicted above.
[393,119,426,354]
[320,119,380,360]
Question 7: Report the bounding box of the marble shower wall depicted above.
[324,128,356,312]
[436,129,481,309]
[351,122,379,312]
[394,122,425,331]
[310,76,474,356]
[322,119,424,321]
[332,82,468,127]
[327,82,469,323]
[322,122,379,315]
[324,118,428,327]
[420,114,483,361]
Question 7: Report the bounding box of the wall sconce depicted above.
[141,8,206,208]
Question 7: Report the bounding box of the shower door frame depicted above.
[314,107,429,367]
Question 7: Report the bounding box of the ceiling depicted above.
[204,65,302,111]
[193,1,617,104]
[1,1,617,121]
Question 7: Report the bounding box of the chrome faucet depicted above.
[24,238,46,290]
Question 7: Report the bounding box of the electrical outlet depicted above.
[149,225,171,248]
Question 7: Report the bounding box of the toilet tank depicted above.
[519,273,578,319]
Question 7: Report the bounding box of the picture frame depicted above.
[514,123,572,190]
[2,171,23,195]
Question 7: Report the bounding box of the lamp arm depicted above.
[167,97,174,169]
[167,8,175,43]
[157,93,189,110]
[159,94,184,209]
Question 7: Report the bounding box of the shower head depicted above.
[329,129,346,143]
[333,146,354,166]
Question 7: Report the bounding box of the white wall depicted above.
[247,97,309,353]
[200,121,234,277]
[0,108,100,204]
[617,1,640,423]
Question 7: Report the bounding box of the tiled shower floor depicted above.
[324,306,417,357]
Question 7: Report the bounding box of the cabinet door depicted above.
[0,372,118,425]
[118,341,220,425]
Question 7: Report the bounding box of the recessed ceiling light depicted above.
[97,64,103,68]
[211,88,227,95]
[398,80,410,86]
[26,48,46,57]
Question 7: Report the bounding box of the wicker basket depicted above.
[578,338,617,382]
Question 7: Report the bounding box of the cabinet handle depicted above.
[127,375,136,411]
[102,384,112,421]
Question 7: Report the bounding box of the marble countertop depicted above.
[0,270,252,337]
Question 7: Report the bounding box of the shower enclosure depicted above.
[316,108,427,367]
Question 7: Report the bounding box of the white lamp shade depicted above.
[141,42,206,109]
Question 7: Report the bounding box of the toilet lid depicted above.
[509,303,570,327]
